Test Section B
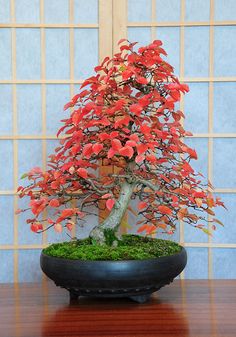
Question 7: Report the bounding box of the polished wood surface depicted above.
[0,280,235,337]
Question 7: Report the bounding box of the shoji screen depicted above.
[0,0,112,282]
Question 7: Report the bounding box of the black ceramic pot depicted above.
[40,246,187,303]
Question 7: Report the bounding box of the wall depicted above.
[0,0,236,282]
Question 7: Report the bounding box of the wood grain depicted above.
[0,280,235,337]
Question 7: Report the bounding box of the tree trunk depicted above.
[89,181,136,244]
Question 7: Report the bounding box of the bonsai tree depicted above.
[17,39,224,245]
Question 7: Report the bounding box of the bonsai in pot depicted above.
[17,39,224,303]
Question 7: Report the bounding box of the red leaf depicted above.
[77,168,88,179]
[66,223,73,231]
[122,70,133,80]
[119,146,134,159]
[93,143,103,155]
[31,223,43,233]
[158,205,172,215]
[136,76,148,85]
[138,201,148,210]
[72,93,80,103]
[169,90,180,101]
[107,148,115,159]
[106,198,115,211]
[146,154,157,163]
[63,101,73,111]
[140,124,151,135]
[111,139,122,151]
[137,143,148,155]
[29,198,47,216]
[125,140,136,147]
[130,133,139,142]
[130,104,143,115]
[187,148,198,160]
[82,143,93,158]
[135,154,145,163]
[99,133,110,141]
[59,209,75,221]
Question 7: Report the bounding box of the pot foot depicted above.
[129,294,151,304]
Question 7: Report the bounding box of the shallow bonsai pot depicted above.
[40,246,187,303]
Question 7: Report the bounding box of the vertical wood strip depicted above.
[98,0,113,224]
[40,0,47,247]
[179,0,185,279]
[208,0,215,279]
[69,0,77,239]
[99,0,113,60]
[112,0,127,53]
[112,0,128,233]
[151,0,156,41]
[10,0,19,283]
[40,0,49,287]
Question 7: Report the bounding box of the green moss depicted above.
[42,234,182,261]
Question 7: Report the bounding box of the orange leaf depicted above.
[137,224,148,233]
[213,218,224,227]
[206,208,215,216]
[146,225,157,235]
[158,205,172,215]
[138,201,148,210]
[177,208,188,220]
[157,223,167,230]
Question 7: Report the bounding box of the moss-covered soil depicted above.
[43,234,181,261]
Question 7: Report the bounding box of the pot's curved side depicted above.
[40,247,187,303]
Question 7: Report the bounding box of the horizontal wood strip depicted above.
[128,21,236,27]
[1,77,236,84]
[0,23,98,28]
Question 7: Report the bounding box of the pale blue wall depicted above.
[0,0,236,282]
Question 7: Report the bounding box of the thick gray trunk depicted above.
[89,181,136,244]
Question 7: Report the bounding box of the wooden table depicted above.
[0,280,235,337]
